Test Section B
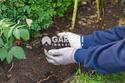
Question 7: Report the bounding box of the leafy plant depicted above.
[0,19,30,63]
[0,0,72,35]
[0,0,73,63]
[53,0,73,16]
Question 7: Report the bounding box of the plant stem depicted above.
[71,0,78,31]
[96,0,104,18]
[96,0,101,19]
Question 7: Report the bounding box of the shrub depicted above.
[0,0,72,33]
[0,19,30,63]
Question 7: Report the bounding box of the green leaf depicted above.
[3,28,10,38]
[0,38,4,47]
[19,29,30,41]
[1,5,7,10]
[0,48,8,61]
[13,28,20,40]
[6,52,13,64]
[7,24,18,39]
[4,36,14,49]
[0,19,13,29]
[9,46,26,59]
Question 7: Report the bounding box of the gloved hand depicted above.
[58,32,83,48]
[44,47,77,65]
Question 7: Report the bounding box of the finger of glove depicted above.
[48,49,63,55]
[46,58,59,65]
[57,32,70,37]
[44,49,51,56]
[44,49,57,60]
[57,32,66,36]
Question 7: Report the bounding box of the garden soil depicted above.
[0,3,125,83]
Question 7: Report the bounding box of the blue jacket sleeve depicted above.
[82,26,125,48]
[75,39,125,74]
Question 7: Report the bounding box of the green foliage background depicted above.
[0,0,72,33]
[0,0,73,63]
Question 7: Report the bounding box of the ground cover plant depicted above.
[71,68,125,83]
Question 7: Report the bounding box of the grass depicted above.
[71,68,125,83]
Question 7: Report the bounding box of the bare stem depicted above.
[71,0,79,31]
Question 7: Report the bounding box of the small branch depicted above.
[36,74,57,83]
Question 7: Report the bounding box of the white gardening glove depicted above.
[44,47,77,65]
[58,32,83,48]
